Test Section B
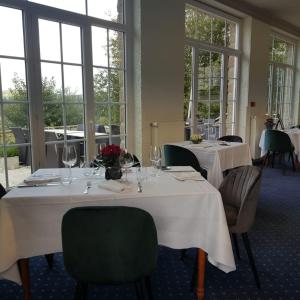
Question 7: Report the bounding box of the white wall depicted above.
[131,0,185,163]
[239,18,271,158]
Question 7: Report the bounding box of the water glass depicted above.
[149,145,161,172]
[62,144,77,183]
[119,149,134,181]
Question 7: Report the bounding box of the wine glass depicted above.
[93,143,106,176]
[119,149,134,181]
[62,144,77,184]
[149,145,161,175]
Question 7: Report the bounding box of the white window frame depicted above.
[185,0,241,137]
[0,0,130,176]
[268,32,296,128]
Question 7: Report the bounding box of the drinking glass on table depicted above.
[149,145,161,176]
[93,143,106,176]
[62,144,77,184]
[119,149,134,181]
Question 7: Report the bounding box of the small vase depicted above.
[105,166,122,180]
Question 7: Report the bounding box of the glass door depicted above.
[0,6,32,188]
[38,18,85,168]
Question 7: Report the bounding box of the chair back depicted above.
[265,130,294,153]
[62,206,158,284]
[218,135,243,143]
[164,145,205,175]
[11,127,28,165]
[95,124,106,133]
[219,166,262,233]
[0,184,6,199]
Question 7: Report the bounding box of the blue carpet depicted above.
[1,167,300,299]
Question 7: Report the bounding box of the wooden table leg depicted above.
[18,258,31,300]
[196,249,206,300]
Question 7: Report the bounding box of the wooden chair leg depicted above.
[74,281,88,300]
[17,258,31,300]
[241,233,261,289]
[232,233,240,259]
[44,254,54,269]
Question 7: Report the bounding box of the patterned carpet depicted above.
[1,166,300,299]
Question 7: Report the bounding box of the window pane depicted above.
[65,104,84,128]
[0,58,27,101]
[185,6,197,39]
[39,19,61,61]
[109,70,124,103]
[184,46,192,123]
[64,65,83,103]
[92,27,108,67]
[44,104,63,128]
[94,68,108,102]
[3,103,30,134]
[30,0,85,15]
[109,30,124,68]
[111,104,125,126]
[226,21,237,49]
[95,104,109,125]
[212,17,225,47]
[0,7,24,57]
[62,24,82,64]
[41,63,62,102]
[88,0,124,23]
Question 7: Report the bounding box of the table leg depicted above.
[196,249,206,300]
[18,258,31,300]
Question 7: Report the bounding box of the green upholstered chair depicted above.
[163,144,207,178]
[218,135,243,143]
[263,130,295,172]
[62,206,158,300]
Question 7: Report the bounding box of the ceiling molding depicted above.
[213,0,300,37]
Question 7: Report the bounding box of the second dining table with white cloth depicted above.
[0,167,235,300]
[259,128,300,157]
[171,141,252,188]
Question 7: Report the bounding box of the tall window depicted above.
[184,3,240,140]
[268,34,295,128]
[0,0,127,188]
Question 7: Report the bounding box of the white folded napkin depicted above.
[98,180,126,192]
[24,174,61,185]
[163,166,196,172]
[169,172,205,181]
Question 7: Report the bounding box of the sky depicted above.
[0,0,120,94]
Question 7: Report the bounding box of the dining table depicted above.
[259,128,300,157]
[171,141,253,188]
[0,167,235,300]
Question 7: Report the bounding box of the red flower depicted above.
[100,144,123,167]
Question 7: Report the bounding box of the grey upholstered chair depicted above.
[219,165,262,288]
[45,132,64,168]
[11,127,30,165]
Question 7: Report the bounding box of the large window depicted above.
[184,3,240,140]
[0,0,127,188]
[268,34,295,128]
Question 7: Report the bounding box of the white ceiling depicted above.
[212,0,300,36]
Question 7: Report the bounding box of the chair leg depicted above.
[74,281,88,300]
[271,152,276,168]
[135,278,151,300]
[241,233,261,289]
[145,276,153,300]
[290,152,296,171]
[232,233,240,259]
[180,249,188,260]
[44,254,54,269]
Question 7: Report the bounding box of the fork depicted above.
[83,181,92,194]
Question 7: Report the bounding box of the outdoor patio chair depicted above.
[10,127,30,165]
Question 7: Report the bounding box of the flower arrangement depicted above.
[190,134,203,144]
[100,144,122,168]
[264,117,274,130]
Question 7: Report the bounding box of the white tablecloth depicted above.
[259,129,300,157]
[0,168,235,284]
[172,141,252,188]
